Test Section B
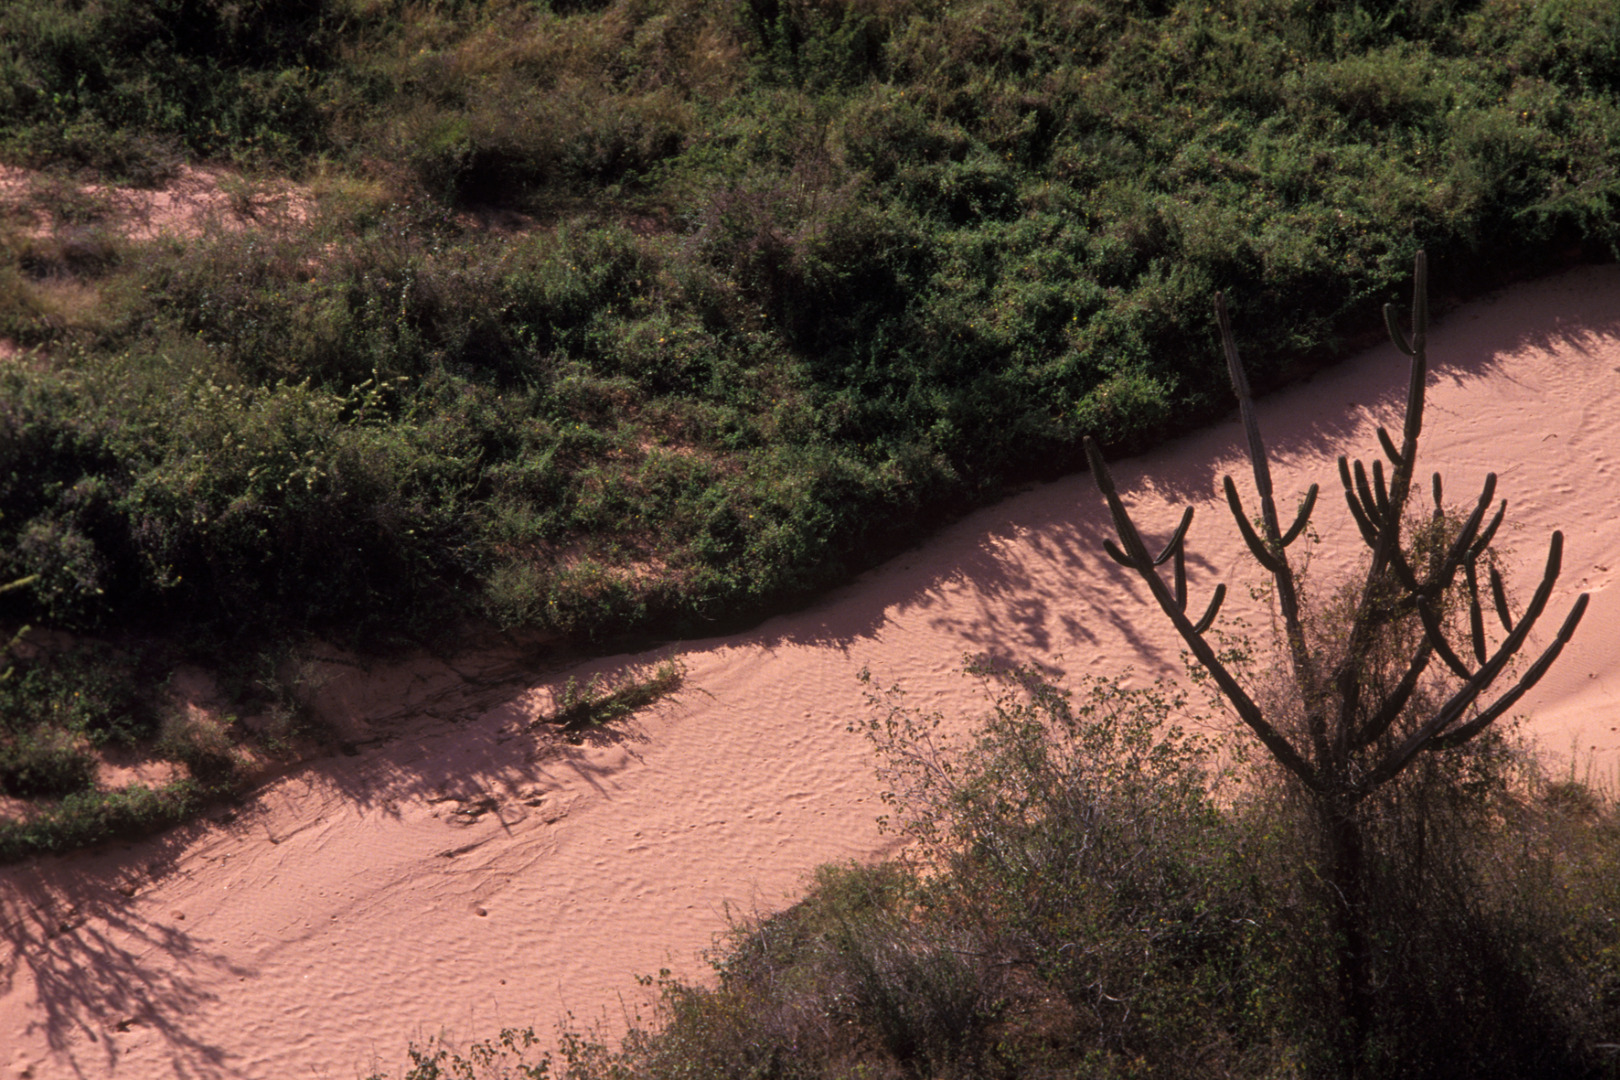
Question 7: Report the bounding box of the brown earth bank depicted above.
[1,265,1618,1079]
[0,163,309,242]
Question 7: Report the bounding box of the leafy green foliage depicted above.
[3,0,1619,655]
[0,641,155,798]
[0,778,215,863]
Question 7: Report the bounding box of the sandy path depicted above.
[2,266,1619,1079]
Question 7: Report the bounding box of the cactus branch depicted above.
[1280,484,1319,548]
[1378,426,1405,468]
[1372,458,1391,520]
[1155,507,1195,567]
[1340,457,1381,545]
[1385,303,1416,357]
[1464,560,1488,665]
[1439,474,1498,577]
[1085,436,1319,789]
[1387,531,1572,756]
[1490,565,1513,631]
[1469,501,1506,562]
[1370,542,1586,785]
[1427,593,1590,751]
[1380,543,1475,678]
[1353,460,1379,530]
[1192,584,1227,634]
[1350,639,1435,751]
[1224,477,1284,573]
[1083,250,1586,1072]
[1085,249,1586,866]
[1173,548,1188,610]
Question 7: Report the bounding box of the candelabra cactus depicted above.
[1084,251,1589,1068]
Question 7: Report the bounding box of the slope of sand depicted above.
[2,266,1619,1079]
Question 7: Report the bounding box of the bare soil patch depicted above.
[0,163,309,242]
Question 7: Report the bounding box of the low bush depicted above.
[0,778,217,863]
[0,639,157,797]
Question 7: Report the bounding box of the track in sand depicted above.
[3,265,1619,1079]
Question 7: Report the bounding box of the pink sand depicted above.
[2,266,1618,1079]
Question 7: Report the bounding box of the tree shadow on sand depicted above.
[0,829,252,1078]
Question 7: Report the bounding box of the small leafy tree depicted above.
[1082,251,1590,1069]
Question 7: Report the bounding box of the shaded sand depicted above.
[3,266,1619,1079]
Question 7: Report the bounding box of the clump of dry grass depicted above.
[544,656,685,742]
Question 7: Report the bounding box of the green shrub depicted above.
[0,639,156,799]
[8,0,1620,658]
[481,668,1616,1080]
[0,727,95,798]
[0,779,211,863]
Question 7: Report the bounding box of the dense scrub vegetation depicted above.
[375,667,1620,1080]
[2,0,1618,657]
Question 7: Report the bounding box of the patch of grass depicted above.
[546,656,685,742]
[0,777,222,863]
[0,636,160,796]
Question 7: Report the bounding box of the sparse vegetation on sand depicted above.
[374,667,1620,1080]
[545,656,685,742]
